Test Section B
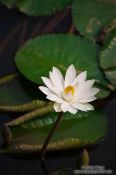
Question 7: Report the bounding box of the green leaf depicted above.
[21,110,89,129]
[15,34,109,99]
[0,0,71,16]
[0,110,107,154]
[72,0,116,40]
[103,30,116,47]
[96,86,111,99]
[0,75,42,105]
[99,31,116,85]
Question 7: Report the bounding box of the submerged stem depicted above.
[0,73,18,85]
[0,100,46,113]
[1,125,12,147]
[40,112,63,160]
[6,104,54,127]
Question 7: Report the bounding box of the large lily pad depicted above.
[15,34,108,87]
[99,31,116,85]
[0,110,107,154]
[72,0,116,40]
[0,0,71,16]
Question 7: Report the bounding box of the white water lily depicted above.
[39,65,99,114]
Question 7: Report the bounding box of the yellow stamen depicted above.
[64,86,74,96]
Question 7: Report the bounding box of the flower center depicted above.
[63,85,74,101]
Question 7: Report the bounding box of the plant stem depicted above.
[39,8,70,34]
[0,73,18,85]
[18,18,28,47]
[40,112,63,160]
[6,104,54,127]
[0,22,21,55]
[31,20,44,37]
[1,125,12,147]
[40,159,49,175]
[0,100,46,113]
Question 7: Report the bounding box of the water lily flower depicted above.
[39,65,99,114]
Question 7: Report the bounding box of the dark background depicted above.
[0,4,116,175]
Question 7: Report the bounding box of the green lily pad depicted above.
[99,31,116,85]
[103,30,116,47]
[96,84,111,99]
[72,0,116,40]
[0,75,41,105]
[15,34,110,99]
[0,0,71,16]
[0,110,107,154]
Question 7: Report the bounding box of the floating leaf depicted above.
[72,0,116,39]
[101,20,116,46]
[0,110,107,154]
[21,110,89,129]
[99,31,116,85]
[96,87,110,99]
[15,34,110,99]
[0,75,42,105]
[0,0,71,16]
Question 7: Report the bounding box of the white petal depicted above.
[49,71,55,86]
[53,67,64,86]
[85,87,100,96]
[46,94,64,103]
[54,103,62,112]
[49,67,64,91]
[72,71,87,85]
[71,102,94,111]
[71,102,86,111]
[41,76,60,95]
[39,86,52,96]
[61,102,77,114]
[85,80,95,87]
[68,106,78,114]
[84,103,94,111]
[77,79,95,95]
[61,102,69,112]
[65,65,76,87]
[77,87,100,99]
[41,77,54,91]
[91,87,100,95]
[77,96,97,103]
[73,83,78,96]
